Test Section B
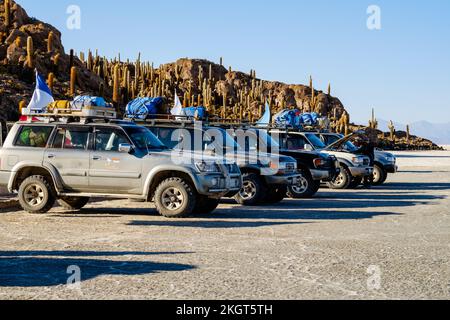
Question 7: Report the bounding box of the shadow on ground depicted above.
[0,251,194,287]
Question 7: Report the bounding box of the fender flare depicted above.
[142,165,200,196]
[8,161,65,193]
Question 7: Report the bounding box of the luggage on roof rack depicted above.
[21,96,117,122]
[125,97,166,120]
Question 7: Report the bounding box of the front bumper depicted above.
[311,167,340,182]
[348,166,374,177]
[384,163,398,174]
[196,173,242,198]
[264,173,301,186]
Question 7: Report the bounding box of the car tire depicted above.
[348,177,363,189]
[373,164,387,185]
[58,197,90,210]
[327,166,352,190]
[18,175,56,214]
[154,177,196,218]
[287,170,319,199]
[234,173,267,206]
[193,196,220,215]
[264,185,287,204]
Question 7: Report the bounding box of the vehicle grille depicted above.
[285,163,296,173]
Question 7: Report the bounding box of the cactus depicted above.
[18,100,26,115]
[69,49,74,68]
[388,120,395,142]
[4,0,10,28]
[70,67,77,97]
[369,108,378,129]
[47,73,55,92]
[327,83,331,96]
[47,31,54,53]
[406,125,410,143]
[26,36,34,69]
[113,64,120,103]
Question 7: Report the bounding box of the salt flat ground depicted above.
[0,151,449,300]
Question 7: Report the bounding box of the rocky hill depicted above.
[0,0,441,150]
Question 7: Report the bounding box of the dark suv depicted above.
[219,125,340,198]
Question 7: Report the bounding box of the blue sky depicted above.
[17,0,450,125]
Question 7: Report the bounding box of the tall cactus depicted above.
[47,73,55,92]
[70,67,77,97]
[47,31,54,53]
[388,120,395,142]
[113,64,120,104]
[4,0,11,28]
[26,37,34,69]
[406,125,410,143]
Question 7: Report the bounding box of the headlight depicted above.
[313,158,327,168]
[270,161,297,173]
[385,156,396,163]
[195,161,221,173]
[352,156,367,166]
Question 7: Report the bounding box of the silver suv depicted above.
[0,120,242,218]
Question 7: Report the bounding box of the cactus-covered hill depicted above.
[0,0,441,150]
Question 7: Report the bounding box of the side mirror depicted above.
[304,144,313,151]
[118,143,132,153]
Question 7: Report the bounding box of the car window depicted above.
[287,136,308,150]
[156,128,178,149]
[52,127,89,150]
[95,128,130,152]
[15,126,53,148]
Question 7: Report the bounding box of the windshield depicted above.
[305,134,327,149]
[342,140,358,152]
[205,127,243,153]
[231,129,280,153]
[124,126,168,150]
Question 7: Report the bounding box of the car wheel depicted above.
[193,196,220,215]
[373,164,387,185]
[287,171,319,199]
[18,175,56,214]
[327,166,351,190]
[154,178,196,218]
[348,177,363,189]
[58,197,90,210]
[264,186,287,204]
[234,173,267,206]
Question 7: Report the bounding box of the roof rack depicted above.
[21,106,117,124]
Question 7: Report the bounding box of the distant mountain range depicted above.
[378,119,450,145]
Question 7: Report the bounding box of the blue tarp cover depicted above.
[183,106,207,119]
[125,97,164,119]
[273,109,320,128]
[71,96,107,110]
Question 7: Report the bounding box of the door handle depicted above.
[92,156,102,161]
[47,154,56,159]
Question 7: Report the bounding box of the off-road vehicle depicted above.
[316,132,397,185]
[137,119,300,205]
[0,119,242,218]
[270,130,373,190]
[222,124,340,199]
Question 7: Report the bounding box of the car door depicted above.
[44,125,91,191]
[89,126,142,194]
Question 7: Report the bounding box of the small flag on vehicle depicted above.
[171,90,185,117]
[22,70,54,115]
